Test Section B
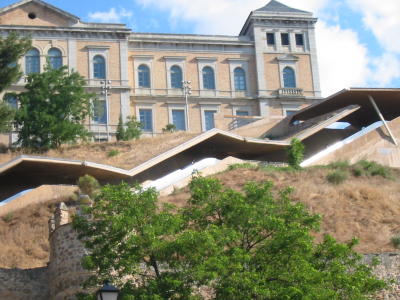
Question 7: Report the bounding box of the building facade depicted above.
[0,0,321,143]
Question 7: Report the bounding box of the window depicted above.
[283,66,296,88]
[267,33,275,45]
[93,99,107,124]
[48,48,62,69]
[236,110,250,127]
[295,34,304,46]
[234,67,246,91]
[202,66,215,90]
[204,110,216,131]
[139,108,153,132]
[4,95,17,109]
[93,55,106,79]
[170,65,183,89]
[138,64,151,88]
[25,48,40,74]
[281,33,289,46]
[172,109,186,131]
[285,110,297,116]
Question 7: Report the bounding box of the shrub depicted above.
[116,116,142,141]
[228,163,257,171]
[2,213,13,223]
[391,236,400,249]
[354,160,392,179]
[328,160,350,170]
[78,175,100,198]
[107,149,119,157]
[162,124,176,133]
[287,138,305,169]
[116,115,125,141]
[327,170,348,185]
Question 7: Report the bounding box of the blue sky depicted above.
[2,0,400,96]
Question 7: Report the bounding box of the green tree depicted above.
[74,175,386,299]
[287,138,305,169]
[14,65,93,150]
[116,116,142,141]
[116,115,126,141]
[0,33,32,133]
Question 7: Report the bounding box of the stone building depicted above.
[0,0,321,144]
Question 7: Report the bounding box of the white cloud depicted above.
[316,21,371,95]
[346,0,400,54]
[88,8,133,23]
[370,53,400,86]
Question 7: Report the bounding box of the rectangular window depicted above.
[139,109,153,132]
[93,99,107,124]
[172,109,186,131]
[295,34,304,46]
[266,33,275,45]
[285,110,298,116]
[281,33,289,46]
[204,110,217,131]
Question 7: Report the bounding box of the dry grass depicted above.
[161,167,400,254]
[1,165,399,269]
[0,198,69,269]
[0,132,197,169]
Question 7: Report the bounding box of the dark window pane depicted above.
[172,109,186,131]
[281,33,289,46]
[283,67,296,88]
[48,48,62,69]
[138,64,151,88]
[171,66,183,88]
[295,34,304,46]
[25,48,40,74]
[236,110,250,127]
[267,33,275,45]
[5,95,17,109]
[93,100,107,124]
[204,110,216,131]
[93,55,106,79]
[234,67,246,91]
[139,109,153,131]
[202,66,215,90]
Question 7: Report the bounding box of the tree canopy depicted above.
[74,175,386,300]
[0,33,31,133]
[14,65,93,149]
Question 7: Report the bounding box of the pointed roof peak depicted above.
[256,0,311,14]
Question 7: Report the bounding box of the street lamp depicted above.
[100,80,112,140]
[182,80,192,131]
[96,281,120,300]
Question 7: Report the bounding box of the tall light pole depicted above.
[100,80,112,141]
[182,80,192,131]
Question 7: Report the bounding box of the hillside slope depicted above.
[0,164,399,269]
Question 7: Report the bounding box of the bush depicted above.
[162,124,176,133]
[228,162,257,171]
[328,160,350,170]
[287,138,305,169]
[107,149,119,157]
[78,175,100,198]
[116,116,142,141]
[2,213,13,223]
[327,170,348,184]
[116,115,125,141]
[391,236,400,249]
[354,160,392,179]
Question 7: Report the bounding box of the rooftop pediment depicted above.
[0,0,80,27]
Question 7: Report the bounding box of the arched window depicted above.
[4,94,17,109]
[283,66,296,88]
[138,64,150,88]
[170,65,183,89]
[48,48,62,69]
[93,55,106,79]
[202,66,215,90]
[234,67,246,91]
[25,48,40,74]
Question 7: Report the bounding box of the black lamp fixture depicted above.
[96,281,120,300]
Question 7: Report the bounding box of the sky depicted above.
[2,0,400,96]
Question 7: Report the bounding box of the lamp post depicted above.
[182,80,192,131]
[96,281,120,300]
[100,80,112,141]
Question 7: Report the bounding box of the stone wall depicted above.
[0,267,49,300]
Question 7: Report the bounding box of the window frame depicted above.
[234,67,247,91]
[93,55,106,80]
[138,108,153,132]
[202,66,216,90]
[295,33,304,46]
[281,33,290,46]
[25,48,41,74]
[283,66,296,88]
[266,33,275,45]
[138,64,151,88]
[47,47,63,70]
[170,65,183,89]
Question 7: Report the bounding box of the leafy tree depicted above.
[162,123,176,133]
[14,65,93,150]
[74,175,386,300]
[287,138,305,169]
[0,33,32,133]
[116,116,142,141]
